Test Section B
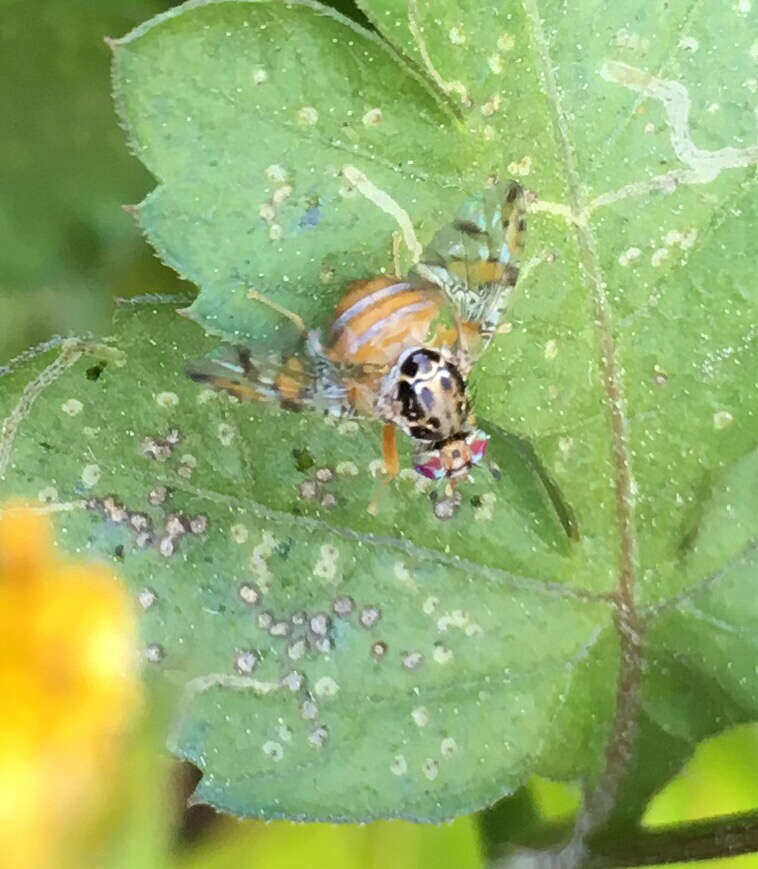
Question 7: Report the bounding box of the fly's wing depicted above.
[186,345,350,417]
[412,180,526,352]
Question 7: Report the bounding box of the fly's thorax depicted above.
[378,347,469,441]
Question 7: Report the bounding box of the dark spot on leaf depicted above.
[86,362,106,381]
[276,539,293,560]
[470,495,482,508]
[114,544,124,560]
[39,441,51,450]
[292,447,315,472]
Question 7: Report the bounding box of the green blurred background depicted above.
[0,0,187,364]
[2,1,758,865]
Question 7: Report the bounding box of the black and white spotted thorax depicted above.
[378,347,470,442]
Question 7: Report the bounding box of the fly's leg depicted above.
[382,423,400,478]
[368,424,399,515]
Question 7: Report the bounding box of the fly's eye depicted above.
[414,454,445,480]
[469,432,489,464]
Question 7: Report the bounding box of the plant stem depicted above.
[585,812,758,867]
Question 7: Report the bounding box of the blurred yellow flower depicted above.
[0,504,140,869]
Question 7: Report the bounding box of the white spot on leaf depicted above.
[507,155,532,176]
[81,464,101,488]
[231,524,248,544]
[314,676,339,698]
[678,36,699,52]
[262,740,283,761]
[714,411,733,429]
[390,754,407,775]
[235,650,259,674]
[144,643,164,663]
[272,185,293,205]
[618,247,641,267]
[422,596,439,615]
[265,164,287,183]
[297,106,319,126]
[287,639,306,661]
[481,94,502,117]
[433,644,454,665]
[217,423,236,446]
[314,544,339,582]
[155,391,179,408]
[196,388,216,405]
[411,707,429,727]
[422,758,439,780]
[38,486,58,503]
[309,725,328,748]
[362,108,382,126]
[441,737,457,758]
[138,588,156,610]
[488,53,504,74]
[394,562,412,584]
[61,399,83,416]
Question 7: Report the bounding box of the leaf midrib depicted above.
[520,0,643,826]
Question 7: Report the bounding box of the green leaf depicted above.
[111,0,489,350]
[0,302,611,821]
[4,0,758,832]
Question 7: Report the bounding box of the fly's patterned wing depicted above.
[186,345,350,417]
[412,180,526,352]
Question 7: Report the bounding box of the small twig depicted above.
[585,811,758,867]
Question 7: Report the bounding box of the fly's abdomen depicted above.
[328,276,455,367]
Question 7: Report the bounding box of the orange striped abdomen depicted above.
[327,276,457,368]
